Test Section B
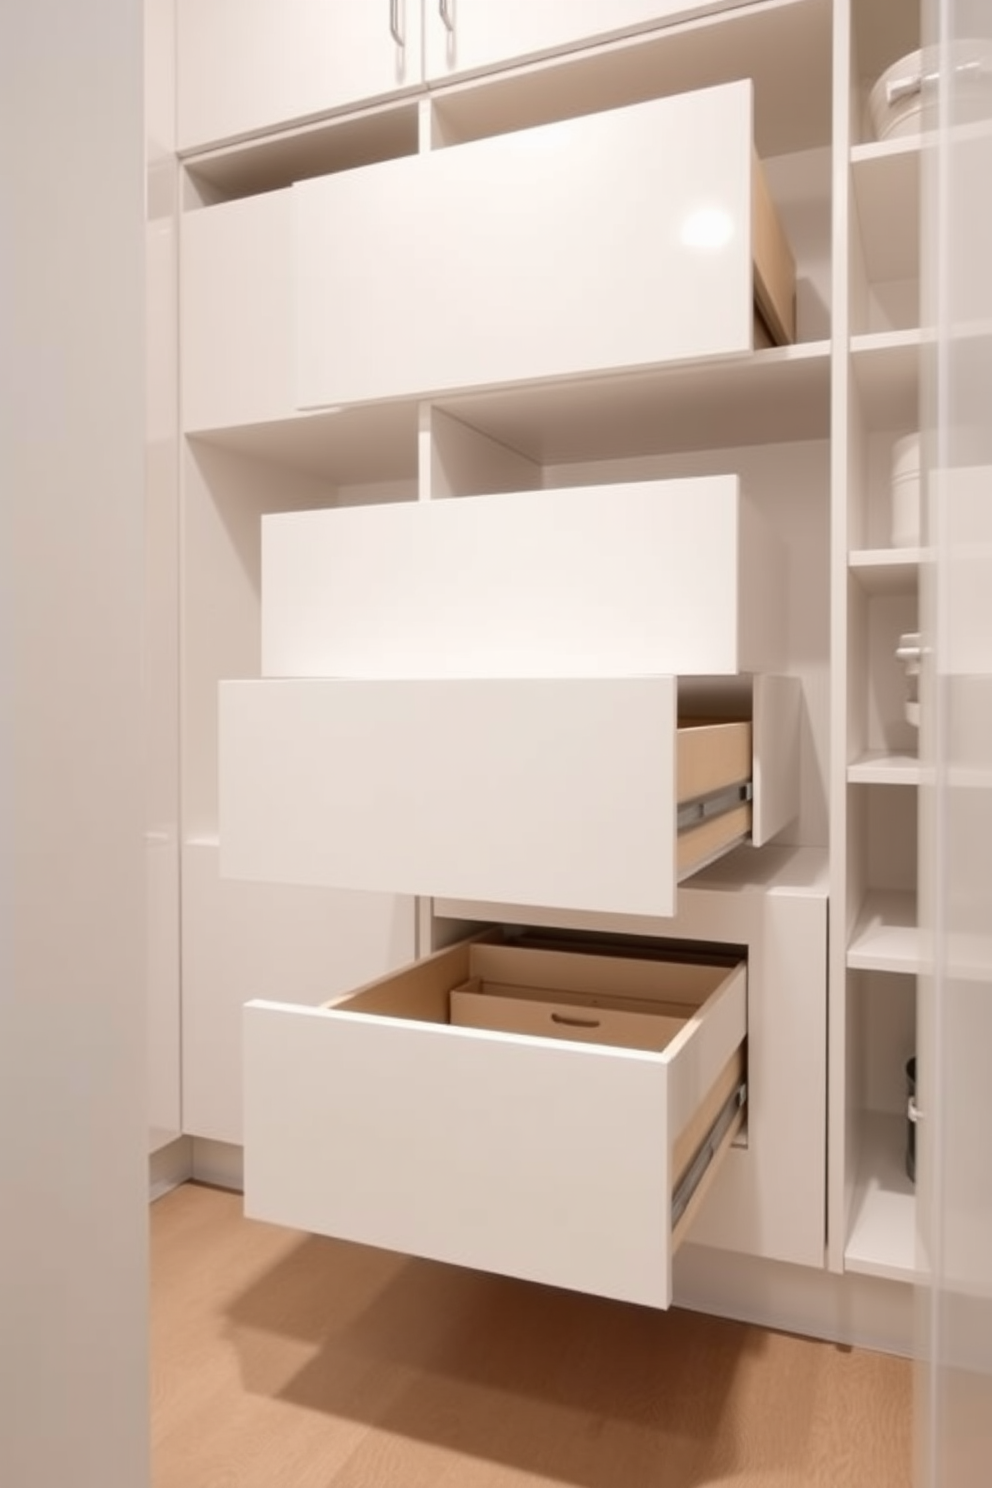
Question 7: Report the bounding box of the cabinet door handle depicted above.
[389,0,403,47]
[439,0,454,33]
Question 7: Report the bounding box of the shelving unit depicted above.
[830,0,926,1291]
[155,0,942,1348]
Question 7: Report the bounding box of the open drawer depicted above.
[244,933,747,1309]
[220,673,799,917]
[293,80,794,410]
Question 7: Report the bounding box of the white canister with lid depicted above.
[869,40,992,141]
[890,432,921,548]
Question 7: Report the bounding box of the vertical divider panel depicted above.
[828,0,856,1274]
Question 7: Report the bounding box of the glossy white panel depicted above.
[220,676,678,916]
[177,0,422,150]
[295,84,754,408]
[181,190,296,431]
[424,0,751,81]
[262,476,765,679]
[752,673,801,846]
[181,841,415,1145]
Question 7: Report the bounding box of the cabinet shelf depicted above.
[845,1111,921,1284]
[848,891,921,973]
[437,342,831,466]
[187,404,420,485]
[850,137,922,288]
[847,751,923,785]
[849,548,923,595]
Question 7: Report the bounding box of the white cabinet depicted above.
[244,933,747,1309]
[176,0,423,150]
[423,0,752,82]
[295,83,794,410]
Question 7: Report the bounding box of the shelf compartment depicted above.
[850,137,923,290]
[847,751,923,785]
[848,891,921,973]
[845,1111,921,1284]
[851,330,924,429]
[849,548,923,595]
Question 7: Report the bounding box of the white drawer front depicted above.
[294,84,753,408]
[243,940,747,1308]
[261,477,758,679]
[220,676,678,917]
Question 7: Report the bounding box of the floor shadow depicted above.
[222,1232,819,1488]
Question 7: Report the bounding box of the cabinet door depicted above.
[424,0,752,82]
[177,0,422,151]
[295,84,755,407]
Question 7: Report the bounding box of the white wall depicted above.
[0,4,149,1487]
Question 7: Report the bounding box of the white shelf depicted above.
[848,891,921,973]
[437,342,831,466]
[848,750,923,785]
[187,403,421,484]
[850,330,923,429]
[845,1111,921,1284]
[850,137,922,287]
[849,548,922,595]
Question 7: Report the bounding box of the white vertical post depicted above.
[0,3,149,1486]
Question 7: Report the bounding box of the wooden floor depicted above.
[151,1183,911,1488]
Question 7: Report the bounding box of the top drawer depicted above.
[176,0,423,151]
[294,81,794,408]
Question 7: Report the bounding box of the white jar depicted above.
[890,432,921,548]
[869,41,992,141]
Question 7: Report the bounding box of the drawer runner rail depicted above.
[670,1078,747,1229]
[677,781,752,834]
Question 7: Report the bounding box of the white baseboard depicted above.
[675,1242,914,1357]
[149,1136,193,1201]
[191,1136,244,1191]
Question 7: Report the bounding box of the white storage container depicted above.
[890,431,921,548]
[869,41,992,141]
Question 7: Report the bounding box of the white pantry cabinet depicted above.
[423,0,753,82]
[177,0,845,1337]
[294,83,794,410]
[176,0,422,150]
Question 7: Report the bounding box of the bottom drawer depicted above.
[244,934,747,1309]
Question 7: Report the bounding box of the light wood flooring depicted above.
[151,1183,911,1488]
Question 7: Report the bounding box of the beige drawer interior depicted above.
[244,932,747,1308]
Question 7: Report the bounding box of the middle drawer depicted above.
[220,674,778,917]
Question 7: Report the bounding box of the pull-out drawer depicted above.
[244,934,747,1309]
[260,477,785,680]
[220,674,799,917]
[293,81,794,408]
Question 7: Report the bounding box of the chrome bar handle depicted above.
[389,0,403,47]
[439,0,454,34]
